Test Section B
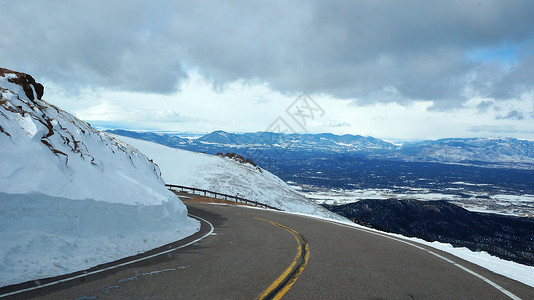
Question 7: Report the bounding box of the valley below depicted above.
[269,155,534,218]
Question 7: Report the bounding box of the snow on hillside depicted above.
[111,135,347,221]
[0,68,199,287]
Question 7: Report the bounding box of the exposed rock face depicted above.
[0,67,121,165]
[0,68,44,100]
[216,152,262,172]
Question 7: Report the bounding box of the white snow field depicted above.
[111,135,347,222]
[0,69,199,287]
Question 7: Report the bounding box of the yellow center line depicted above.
[273,241,310,300]
[238,214,310,300]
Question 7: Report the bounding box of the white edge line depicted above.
[0,214,214,298]
[309,216,522,300]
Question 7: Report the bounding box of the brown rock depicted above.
[0,67,44,100]
[34,82,44,100]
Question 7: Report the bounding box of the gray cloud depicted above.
[496,110,525,120]
[470,53,534,100]
[2,0,534,106]
[476,101,494,113]
[1,1,187,94]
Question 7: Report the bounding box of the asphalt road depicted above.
[2,203,533,299]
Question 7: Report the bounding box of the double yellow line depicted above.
[253,216,310,300]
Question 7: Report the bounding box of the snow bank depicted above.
[424,240,534,288]
[0,193,197,286]
[0,69,199,287]
[111,135,347,221]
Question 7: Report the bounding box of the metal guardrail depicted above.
[166,184,281,211]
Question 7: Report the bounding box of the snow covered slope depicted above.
[0,68,199,287]
[111,135,347,221]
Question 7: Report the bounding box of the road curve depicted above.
[2,203,533,299]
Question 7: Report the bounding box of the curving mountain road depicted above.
[2,203,533,299]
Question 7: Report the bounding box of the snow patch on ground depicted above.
[424,241,534,288]
[294,184,534,217]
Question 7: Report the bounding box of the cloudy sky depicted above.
[2,0,534,140]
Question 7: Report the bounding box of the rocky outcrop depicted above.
[216,152,262,172]
[0,67,101,164]
[0,68,44,100]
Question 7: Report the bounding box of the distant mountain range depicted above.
[108,130,534,169]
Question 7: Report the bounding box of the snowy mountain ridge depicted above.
[0,68,198,286]
[397,137,534,165]
[109,130,534,169]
